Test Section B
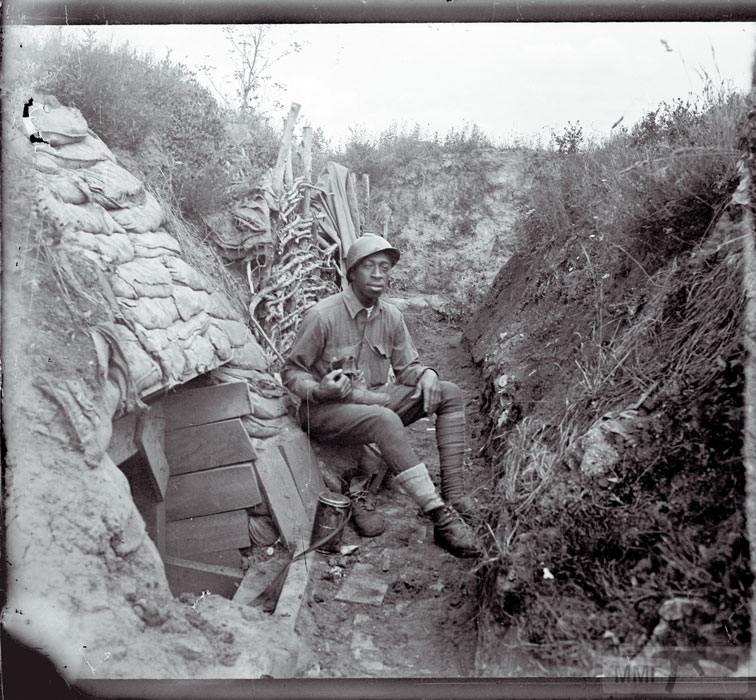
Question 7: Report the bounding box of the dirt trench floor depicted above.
[295,295,489,678]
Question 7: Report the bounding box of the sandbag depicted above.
[36,132,115,168]
[61,231,135,266]
[129,230,181,258]
[79,159,145,210]
[119,297,180,330]
[156,342,188,384]
[103,323,163,395]
[163,256,211,291]
[207,291,240,321]
[47,172,89,205]
[249,392,288,419]
[181,334,217,375]
[28,100,89,145]
[111,277,172,300]
[98,233,136,266]
[34,151,62,174]
[171,286,212,322]
[206,323,233,362]
[209,318,250,348]
[211,366,284,397]
[204,190,273,261]
[112,258,173,299]
[242,414,282,439]
[166,312,211,343]
[229,338,268,371]
[131,324,170,353]
[38,192,122,235]
[115,257,173,287]
[110,192,164,233]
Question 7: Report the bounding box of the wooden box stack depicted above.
[161,382,262,597]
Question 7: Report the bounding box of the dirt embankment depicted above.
[371,147,529,314]
[463,176,752,675]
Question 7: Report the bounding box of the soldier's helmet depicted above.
[345,233,401,276]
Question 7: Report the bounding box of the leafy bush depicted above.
[551,120,584,154]
[28,33,244,216]
[336,121,493,191]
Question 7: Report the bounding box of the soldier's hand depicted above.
[411,369,441,415]
[316,369,352,401]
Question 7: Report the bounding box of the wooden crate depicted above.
[164,418,257,475]
[165,462,261,521]
[166,509,250,559]
[162,381,252,431]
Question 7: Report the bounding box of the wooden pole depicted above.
[302,126,313,217]
[361,174,370,227]
[284,144,293,188]
[272,102,301,195]
[347,171,361,235]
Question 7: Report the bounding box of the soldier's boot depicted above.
[394,463,480,558]
[436,409,476,520]
[348,473,386,537]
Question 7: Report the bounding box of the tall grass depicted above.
[475,80,751,669]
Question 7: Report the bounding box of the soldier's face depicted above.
[351,252,393,304]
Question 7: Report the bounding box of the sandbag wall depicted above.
[25,96,299,549]
[30,99,266,398]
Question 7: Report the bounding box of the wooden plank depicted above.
[253,446,310,550]
[165,462,262,521]
[361,173,370,223]
[162,382,252,431]
[271,102,301,194]
[273,551,316,618]
[166,509,249,558]
[190,548,243,569]
[278,435,324,521]
[164,418,256,475]
[122,453,166,555]
[137,404,169,500]
[108,411,139,465]
[284,141,293,187]
[164,556,243,599]
[301,126,313,217]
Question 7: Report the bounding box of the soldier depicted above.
[282,234,479,557]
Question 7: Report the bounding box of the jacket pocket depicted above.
[324,342,360,368]
[367,341,390,387]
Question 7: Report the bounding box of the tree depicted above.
[223,26,301,113]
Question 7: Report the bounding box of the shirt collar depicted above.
[343,285,381,319]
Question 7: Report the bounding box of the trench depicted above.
[293,293,489,677]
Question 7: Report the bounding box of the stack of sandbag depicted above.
[203,191,273,262]
[27,96,269,404]
[210,366,291,440]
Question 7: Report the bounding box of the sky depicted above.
[12,22,756,147]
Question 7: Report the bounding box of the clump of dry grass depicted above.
[160,194,249,319]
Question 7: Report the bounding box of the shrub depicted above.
[551,120,584,154]
[28,33,238,216]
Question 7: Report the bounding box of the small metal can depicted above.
[310,490,351,554]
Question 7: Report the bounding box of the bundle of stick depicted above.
[247,177,340,367]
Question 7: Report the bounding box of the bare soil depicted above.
[296,294,488,678]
